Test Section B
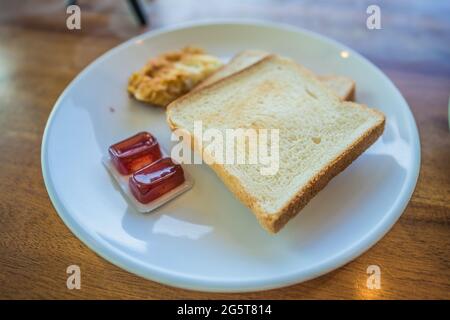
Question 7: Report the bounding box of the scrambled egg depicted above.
[128,47,223,107]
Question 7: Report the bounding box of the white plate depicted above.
[42,21,420,292]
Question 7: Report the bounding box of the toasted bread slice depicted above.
[194,50,270,91]
[318,75,355,101]
[167,55,385,233]
[195,50,355,101]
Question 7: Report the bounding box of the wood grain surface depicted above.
[0,0,449,299]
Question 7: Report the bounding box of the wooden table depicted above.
[0,0,449,299]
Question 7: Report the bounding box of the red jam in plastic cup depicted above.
[129,158,185,204]
[109,132,162,175]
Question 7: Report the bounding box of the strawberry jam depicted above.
[129,158,185,204]
[109,132,162,175]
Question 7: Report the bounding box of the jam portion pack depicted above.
[104,131,193,212]
[109,132,162,175]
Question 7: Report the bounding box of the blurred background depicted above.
[0,0,449,68]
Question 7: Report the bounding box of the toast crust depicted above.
[166,55,385,233]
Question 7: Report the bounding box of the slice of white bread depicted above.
[318,75,355,101]
[194,50,269,91]
[167,55,385,233]
[195,50,356,101]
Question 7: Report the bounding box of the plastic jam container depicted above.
[103,131,193,212]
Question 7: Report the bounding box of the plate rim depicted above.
[41,19,421,292]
